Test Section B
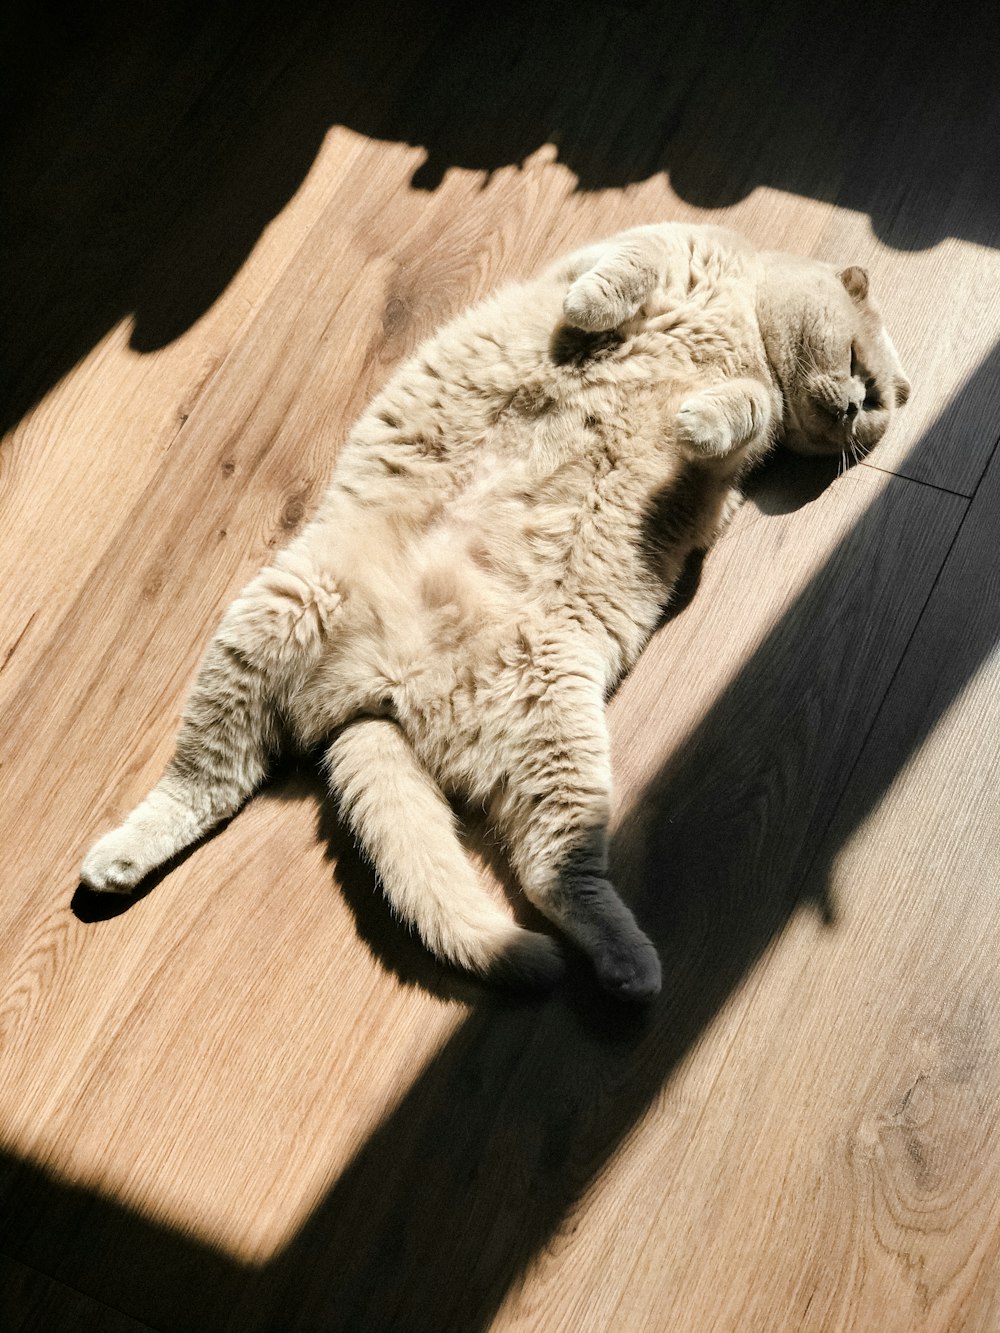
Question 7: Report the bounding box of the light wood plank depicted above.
[1,449,969,1333]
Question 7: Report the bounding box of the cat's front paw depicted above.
[676,397,733,457]
[563,276,639,332]
[81,826,153,894]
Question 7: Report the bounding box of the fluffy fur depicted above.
[81,224,910,1000]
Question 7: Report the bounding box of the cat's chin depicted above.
[782,426,887,460]
[781,433,843,458]
[781,421,876,458]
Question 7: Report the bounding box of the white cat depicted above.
[81,224,910,1000]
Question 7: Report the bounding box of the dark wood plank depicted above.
[0,1253,155,1333]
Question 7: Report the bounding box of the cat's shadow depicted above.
[744,445,842,516]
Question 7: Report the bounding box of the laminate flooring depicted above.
[1,2,998,1329]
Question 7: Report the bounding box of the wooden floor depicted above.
[2,2,999,1329]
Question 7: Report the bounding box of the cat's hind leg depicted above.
[326,718,566,988]
[81,545,340,893]
[495,673,662,1001]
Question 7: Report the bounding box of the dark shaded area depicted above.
[7,354,997,1330]
[0,1152,240,1332]
[743,446,842,515]
[656,543,706,624]
[248,357,998,1333]
[72,877,166,923]
[3,0,999,433]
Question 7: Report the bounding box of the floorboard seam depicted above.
[859,460,974,498]
[0,1246,164,1332]
[797,431,1000,895]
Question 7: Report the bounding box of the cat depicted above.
[80,223,911,1001]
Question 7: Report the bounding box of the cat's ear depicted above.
[838,265,869,303]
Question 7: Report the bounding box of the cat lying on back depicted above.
[81,223,910,1000]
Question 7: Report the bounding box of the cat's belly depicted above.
[289,514,661,782]
[288,444,697,763]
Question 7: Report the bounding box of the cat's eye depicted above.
[863,377,882,410]
[850,343,861,378]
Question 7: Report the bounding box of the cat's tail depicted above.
[326,718,566,989]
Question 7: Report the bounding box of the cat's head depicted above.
[760,256,911,457]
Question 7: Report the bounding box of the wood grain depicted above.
[0,1255,155,1333]
[592,442,1000,1333]
[1,1,998,1329]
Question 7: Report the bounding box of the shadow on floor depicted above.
[3,0,998,432]
[5,345,998,1331]
[240,348,1000,1331]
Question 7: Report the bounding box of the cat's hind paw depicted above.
[81,825,158,894]
[593,933,662,1002]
